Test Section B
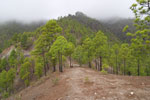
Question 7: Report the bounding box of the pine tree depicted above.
[32,20,62,75]
[112,44,120,75]
[93,31,108,71]
[119,43,130,75]
[19,58,31,86]
[49,36,68,72]
[82,37,94,68]
[125,0,150,75]
[8,50,17,68]
[72,45,84,66]
[34,57,44,78]
[65,42,75,68]
[0,58,8,71]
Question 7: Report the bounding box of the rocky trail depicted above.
[8,67,150,100]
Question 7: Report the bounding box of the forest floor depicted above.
[7,67,150,100]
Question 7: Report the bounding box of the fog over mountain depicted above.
[0,0,136,23]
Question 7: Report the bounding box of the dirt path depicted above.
[8,67,150,100]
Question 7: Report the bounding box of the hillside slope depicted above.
[0,12,127,52]
[0,21,46,50]
[8,67,150,100]
[57,12,119,44]
[101,18,135,42]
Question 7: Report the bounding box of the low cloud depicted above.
[0,0,136,22]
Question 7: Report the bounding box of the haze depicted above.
[0,0,136,22]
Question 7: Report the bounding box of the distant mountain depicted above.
[0,12,135,51]
[57,12,119,44]
[100,18,135,42]
[0,20,46,50]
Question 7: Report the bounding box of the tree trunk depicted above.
[118,63,121,75]
[98,60,100,71]
[137,59,140,76]
[113,66,115,74]
[59,52,63,72]
[70,55,72,68]
[58,51,61,72]
[46,62,49,70]
[123,58,126,75]
[95,59,97,70]
[89,61,91,68]
[146,65,149,76]
[148,0,150,10]
[43,54,46,76]
[128,71,131,76]
[53,64,56,72]
[44,64,46,76]
[100,56,102,71]
[116,54,118,75]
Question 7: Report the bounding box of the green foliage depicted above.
[65,42,75,55]
[82,37,94,65]
[93,31,108,71]
[65,42,75,67]
[7,68,16,85]
[84,76,89,83]
[72,45,84,65]
[49,36,68,72]
[12,33,20,44]
[93,31,108,57]
[123,25,129,32]
[0,68,16,98]
[0,58,8,71]
[8,50,17,68]
[20,34,27,49]
[0,70,7,92]
[32,20,62,75]
[34,57,44,79]
[50,36,68,55]
[51,77,59,86]
[0,21,44,50]
[19,58,31,86]
[65,33,77,46]
[0,48,2,53]
[57,13,118,44]
[2,91,9,98]
[119,0,150,76]
[101,70,107,75]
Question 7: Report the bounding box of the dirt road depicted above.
[8,67,150,100]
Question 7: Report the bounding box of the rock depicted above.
[94,92,97,95]
[130,92,134,95]
[120,92,123,95]
[57,97,63,100]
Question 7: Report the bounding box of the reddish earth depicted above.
[7,67,150,100]
[0,46,14,58]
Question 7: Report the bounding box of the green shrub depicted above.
[15,95,22,100]
[51,78,59,86]
[2,91,9,99]
[101,69,107,75]
[84,76,89,83]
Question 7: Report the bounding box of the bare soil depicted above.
[7,67,150,100]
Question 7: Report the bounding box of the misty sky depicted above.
[0,0,136,22]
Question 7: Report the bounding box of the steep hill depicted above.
[0,20,46,51]
[101,18,135,42]
[0,12,149,100]
[57,12,119,44]
[0,13,136,52]
[7,67,150,100]
[0,12,135,52]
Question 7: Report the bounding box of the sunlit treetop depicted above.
[131,0,150,17]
